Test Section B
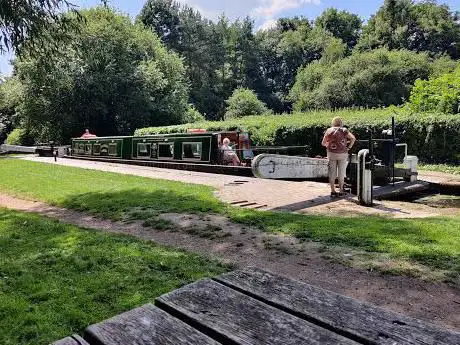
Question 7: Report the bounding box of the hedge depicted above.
[135,108,460,164]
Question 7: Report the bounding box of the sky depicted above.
[1,0,459,75]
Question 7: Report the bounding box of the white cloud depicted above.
[176,0,320,23]
[258,18,278,31]
[253,0,320,19]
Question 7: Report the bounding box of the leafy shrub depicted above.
[5,128,21,145]
[0,77,23,144]
[136,108,460,164]
[182,105,205,123]
[290,49,436,111]
[5,127,35,146]
[407,65,460,114]
[225,88,270,119]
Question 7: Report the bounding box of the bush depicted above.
[0,76,23,144]
[136,108,460,164]
[290,49,438,111]
[5,128,21,145]
[5,127,35,146]
[407,65,460,114]
[225,88,270,119]
[182,105,205,123]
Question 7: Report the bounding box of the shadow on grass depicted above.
[228,209,460,273]
[60,188,225,221]
[0,208,229,345]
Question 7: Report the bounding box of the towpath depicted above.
[21,156,459,218]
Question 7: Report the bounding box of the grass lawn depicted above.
[396,162,460,175]
[0,208,229,345]
[417,164,460,175]
[0,158,459,280]
[227,209,460,275]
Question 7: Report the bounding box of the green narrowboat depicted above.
[70,131,252,164]
[71,136,133,159]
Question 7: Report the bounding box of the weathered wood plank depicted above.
[84,303,220,345]
[156,279,360,345]
[215,267,460,345]
[51,334,89,345]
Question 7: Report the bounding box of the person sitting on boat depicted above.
[221,138,241,166]
[81,129,97,138]
[322,117,356,197]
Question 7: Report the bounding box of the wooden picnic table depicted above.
[53,267,460,345]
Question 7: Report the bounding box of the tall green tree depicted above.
[290,49,436,111]
[139,1,267,119]
[0,0,80,56]
[137,0,181,50]
[358,0,460,58]
[15,7,189,144]
[315,8,362,50]
[256,21,346,112]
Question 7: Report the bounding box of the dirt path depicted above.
[1,193,459,331]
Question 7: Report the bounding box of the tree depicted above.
[315,8,362,50]
[225,88,270,119]
[183,104,205,123]
[357,0,460,58]
[0,0,80,56]
[277,17,311,32]
[0,76,23,143]
[408,64,460,114]
[15,7,189,144]
[256,22,346,112]
[137,0,181,50]
[289,49,437,111]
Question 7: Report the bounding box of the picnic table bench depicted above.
[53,267,460,345]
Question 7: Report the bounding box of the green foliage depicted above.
[408,65,460,114]
[315,8,362,49]
[0,208,228,345]
[5,128,21,145]
[357,0,460,58]
[290,49,435,110]
[256,25,346,112]
[0,77,23,143]
[139,2,265,119]
[137,0,182,50]
[136,108,460,164]
[5,1,460,146]
[183,104,205,123]
[0,0,80,56]
[15,7,188,144]
[225,88,270,119]
[137,1,460,117]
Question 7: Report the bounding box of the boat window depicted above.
[93,144,101,155]
[137,143,151,158]
[108,143,118,156]
[100,145,109,155]
[78,144,85,154]
[158,143,174,159]
[151,143,158,159]
[182,142,202,160]
[85,144,92,154]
